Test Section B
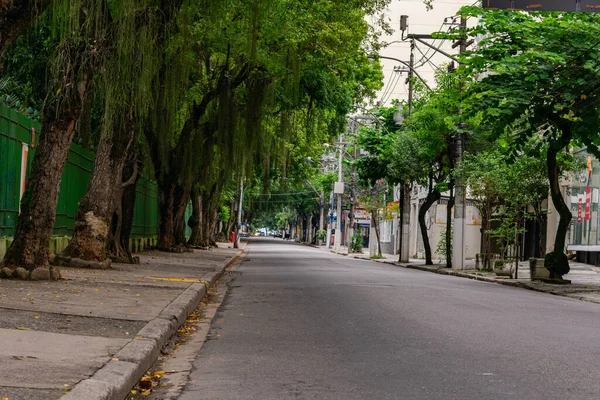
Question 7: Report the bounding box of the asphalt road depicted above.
[178,238,600,400]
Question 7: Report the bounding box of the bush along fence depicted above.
[0,105,190,258]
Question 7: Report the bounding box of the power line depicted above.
[380,69,403,104]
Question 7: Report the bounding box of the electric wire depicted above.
[380,69,403,104]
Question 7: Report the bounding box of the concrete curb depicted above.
[388,262,600,304]
[61,249,247,400]
[323,248,600,305]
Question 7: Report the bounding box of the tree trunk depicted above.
[63,119,135,265]
[2,117,77,273]
[188,190,202,247]
[200,191,213,248]
[545,127,573,278]
[209,208,219,247]
[118,172,138,261]
[534,203,547,257]
[157,177,177,250]
[446,184,455,269]
[108,146,140,263]
[173,183,191,247]
[420,188,441,265]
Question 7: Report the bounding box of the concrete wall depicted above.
[409,199,481,261]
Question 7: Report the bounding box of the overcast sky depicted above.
[371,0,475,106]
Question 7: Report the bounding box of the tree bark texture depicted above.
[63,119,135,264]
[157,177,177,250]
[108,146,140,263]
[545,126,573,278]
[173,183,191,247]
[419,188,441,265]
[187,190,202,247]
[2,118,77,271]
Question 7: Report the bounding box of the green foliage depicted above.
[436,223,452,261]
[316,229,327,242]
[349,226,363,253]
[456,7,600,155]
[219,205,231,223]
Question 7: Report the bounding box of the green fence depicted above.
[0,103,39,237]
[0,105,176,241]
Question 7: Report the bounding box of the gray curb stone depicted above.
[60,249,246,400]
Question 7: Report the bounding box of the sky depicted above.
[371,0,476,106]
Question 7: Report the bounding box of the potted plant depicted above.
[493,259,515,277]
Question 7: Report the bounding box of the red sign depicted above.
[585,186,592,221]
[578,196,583,223]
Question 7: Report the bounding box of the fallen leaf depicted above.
[125,332,130,335]
[26,356,37,359]
[63,384,70,387]
[28,297,35,301]
[130,312,136,315]
[34,316,39,319]
[15,326,29,331]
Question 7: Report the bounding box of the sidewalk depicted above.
[312,242,600,305]
[0,244,243,400]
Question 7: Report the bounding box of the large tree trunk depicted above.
[209,207,219,247]
[2,117,76,275]
[545,126,573,278]
[157,177,177,250]
[62,120,135,266]
[173,183,191,247]
[187,190,202,247]
[108,146,140,263]
[420,188,441,265]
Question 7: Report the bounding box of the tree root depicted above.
[50,254,112,270]
[155,245,193,253]
[0,265,62,281]
[109,254,140,264]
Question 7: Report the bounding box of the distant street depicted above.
[178,238,600,400]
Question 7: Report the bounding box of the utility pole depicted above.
[234,178,243,249]
[452,16,468,270]
[326,190,334,248]
[319,190,325,244]
[399,40,414,263]
[333,136,344,253]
